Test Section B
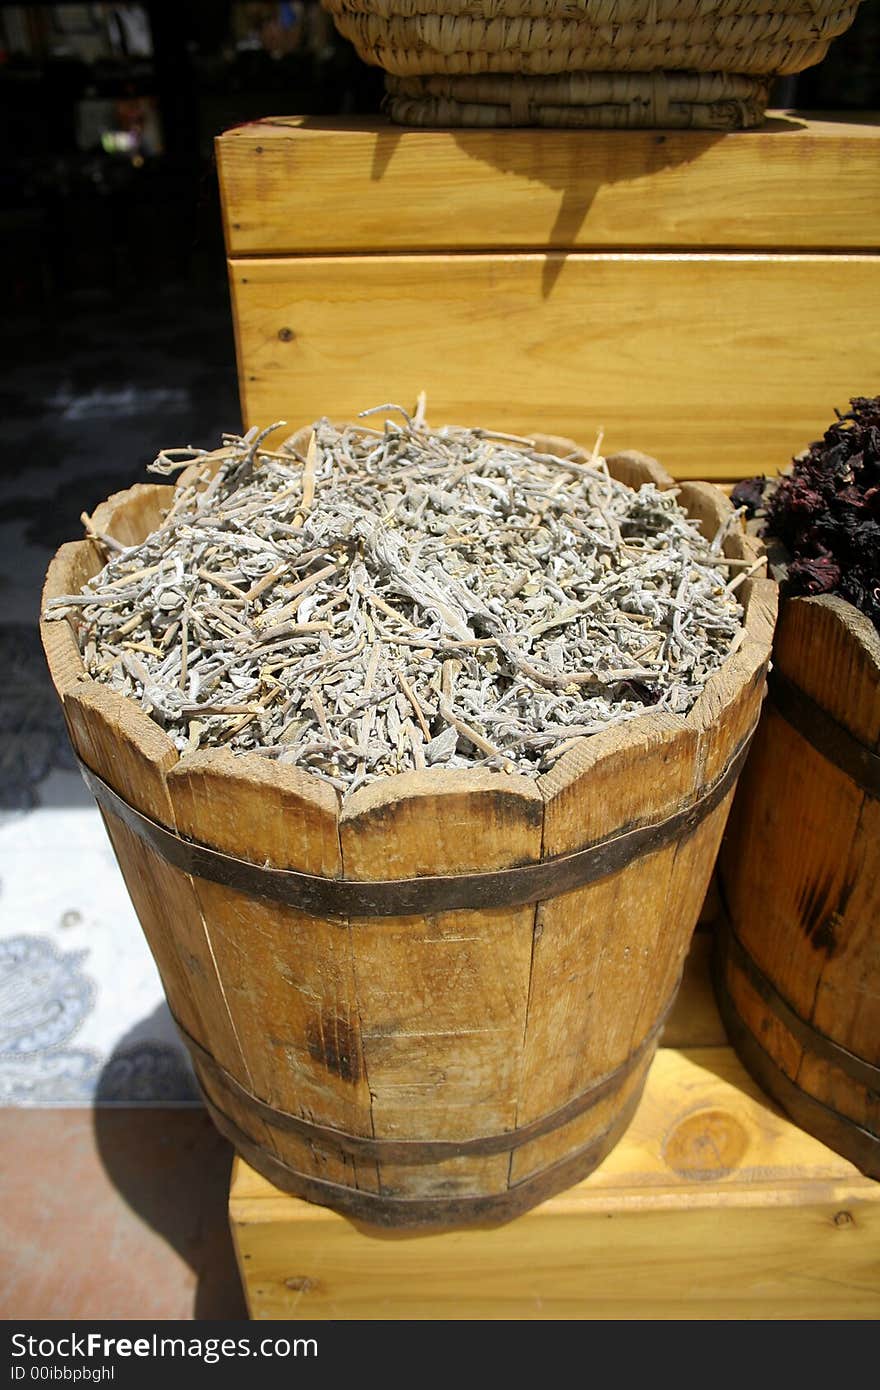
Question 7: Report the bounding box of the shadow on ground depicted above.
[92,1004,247,1320]
[91,1102,247,1319]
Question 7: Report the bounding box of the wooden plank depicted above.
[519,714,696,1146]
[721,595,880,1142]
[89,483,175,549]
[217,115,880,255]
[339,770,543,1197]
[165,750,378,1193]
[40,541,104,699]
[775,595,880,749]
[229,252,880,480]
[723,709,862,1020]
[229,1045,880,1321]
[688,605,775,786]
[627,794,733,1050]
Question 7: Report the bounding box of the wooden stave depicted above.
[714,927,880,1181]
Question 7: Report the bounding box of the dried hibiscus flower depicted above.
[745,397,880,631]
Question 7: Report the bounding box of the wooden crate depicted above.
[216,114,880,481]
[229,932,880,1321]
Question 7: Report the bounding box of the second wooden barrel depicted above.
[718,594,880,1179]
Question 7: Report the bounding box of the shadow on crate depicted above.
[92,1005,246,1321]
[295,112,807,298]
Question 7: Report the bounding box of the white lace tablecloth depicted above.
[0,767,197,1104]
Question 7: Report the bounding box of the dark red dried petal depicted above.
[760,396,880,631]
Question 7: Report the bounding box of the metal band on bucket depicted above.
[171,985,674,1162]
[717,918,880,1095]
[212,1081,646,1228]
[76,720,756,921]
[768,668,880,797]
[212,1084,645,1228]
[714,927,880,1180]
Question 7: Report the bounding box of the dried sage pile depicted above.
[45,404,746,794]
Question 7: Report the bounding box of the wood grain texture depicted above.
[229,1034,880,1320]
[41,540,104,699]
[217,115,880,255]
[229,252,880,480]
[774,595,880,747]
[774,599,880,1082]
[89,483,174,547]
[166,751,377,1191]
[605,448,675,492]
[509,1050,654,1186]
[689,580,776,786]
[521,716,695,1128]
[719,594,880,1164]
[628,792,734,1051]
[341,770,542,1195]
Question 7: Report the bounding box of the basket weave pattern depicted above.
[320,0,861,127]
[386,70,770,127]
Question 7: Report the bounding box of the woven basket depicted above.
[387,71,771,128]
[321,0,862,128]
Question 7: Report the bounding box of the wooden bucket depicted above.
[717,595,880,1179]
[41,448,775,1227]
